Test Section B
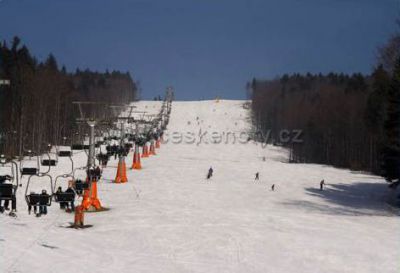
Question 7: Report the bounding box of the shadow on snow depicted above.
[281,182,399,217]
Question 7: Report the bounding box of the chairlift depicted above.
[24,173,53,210]
[71,132,85,150]
[20,150,40,176]
[53,174,76,203]
[73,167,90,195]
[59,146,72,157]
[41,144,58,166]
[72,144,84,150]
[0,155,19,214]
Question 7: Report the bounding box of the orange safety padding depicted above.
[149,142,156,155]
[115,159,128,183]
[132,151,142,169]
[81,180,102,211]
[74,205,84,227]
[142,145,149,158]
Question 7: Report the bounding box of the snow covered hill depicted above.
[1,100,399,273]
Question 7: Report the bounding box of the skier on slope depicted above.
[207,167,213,179]
[255,172,259,181]
[320,179,325,191]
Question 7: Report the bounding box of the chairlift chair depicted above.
[20,151,40,176]
[72,167,90,195]
[58,145,72,157]
[72,144,84,150]
[0,155,19,210]
[24,173,53,209]
[41,145,58,166]
[53,174,76,203]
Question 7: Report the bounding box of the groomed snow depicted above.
[1,100,399,273]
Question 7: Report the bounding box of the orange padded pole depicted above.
[132,145,142,169]
[142,143,149,158]
[149,141,156,155]
[81,178,102,211]
[115,157,128,183]
[155,138,161,149]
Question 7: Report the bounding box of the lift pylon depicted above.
[72,101,113,213]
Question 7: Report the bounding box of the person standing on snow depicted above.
[207,167,213,179]
[271,184,275,191]
[320,180,325,191]
[255,172,259,181]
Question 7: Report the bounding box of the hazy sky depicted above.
[0,0,398,100]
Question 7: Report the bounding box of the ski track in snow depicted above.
[1,100,399,273]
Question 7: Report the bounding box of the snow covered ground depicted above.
[1,100,399,273]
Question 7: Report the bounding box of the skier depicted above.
[28,191,38,215]
[271,184,275,191]
[320,179,325,191]
[56,186,66,209]
[255,172,259,181]
[207,167,213,179]
[0,175,11,212]
[39,189,49,216]
[65,185,75,212]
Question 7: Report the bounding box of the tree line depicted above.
[250,30,400,183]
[0,36,138,157]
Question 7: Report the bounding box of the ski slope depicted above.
[1,100,399,273]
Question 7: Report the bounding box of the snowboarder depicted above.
[255,172,259,181]
[207,167,213,179]
[271,184,275,191]
[320,180,325,191]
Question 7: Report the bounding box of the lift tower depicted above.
[72,101,113,212]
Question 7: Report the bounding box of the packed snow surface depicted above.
[1,100,399,273]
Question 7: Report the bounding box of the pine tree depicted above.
[381,58,400,181]
[365,65,390,135]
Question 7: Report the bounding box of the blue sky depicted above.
[0,0,398,100]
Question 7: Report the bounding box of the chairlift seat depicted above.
[0,184,13,200]
[41,159,57,166]
[74,180,89,194]
[125,143,133,149]
[72,144,84,150]
[21,167,38,175]
[54,192,75,202]
[58,151,72,157]
[26,193,52,206]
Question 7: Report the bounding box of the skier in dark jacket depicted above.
[39,189,50,215]
[320,180,325,191]
[255,172,259,181]
[56,186,66,209]
[65,186,75,211]
[0,175,11,212]
[207,167,213,179]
